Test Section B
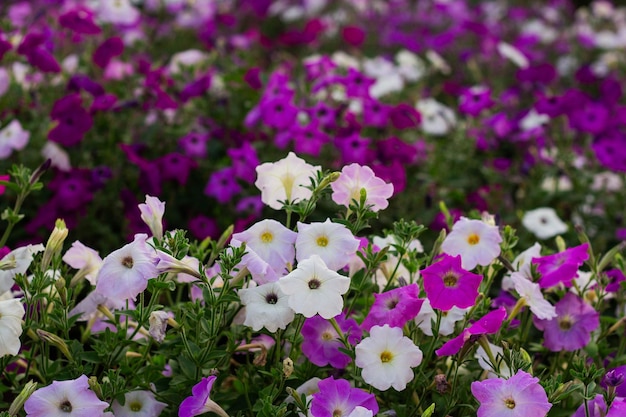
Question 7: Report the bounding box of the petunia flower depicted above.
[238,282,295,332]
[532,243,589,289]
[415,299,468,336]
[502,243,542,291]
[310,377,378,417]
[62,240,103,286]
[416,98,457,136]
[471,370,551,417]
[95,234,159,301]
[0,244,45,294]
[112,390,167,417]
[301,314,361,369]
[138,195,166,241]
[278,255,350,319]
[361,284,423,331]
[0,297,25,357]
[295,219,360,271]
[355,324,423,391]
[96,0,140,25]
[331,164,394,212]
[0,120,30,159]
[475,342,513,379]
[255,152,321,210]
[421,254,482,310]
[232,219,297,276]
[436,307,507,357]
[533,292,599,352]
[521,208,568,240]
[178,376,228,417]
[441,217,502,270]
[24,375,109,417]
[510,273,557,320]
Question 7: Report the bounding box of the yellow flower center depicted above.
[467,233,480,245]
[442,271,458,287]
[504,398,516,409]
[280,173,295,201]
[321,331,334,341]
[260,231,273,243]
[559,315,573,330]
[129,402,143,412]
[316,236,329,247]
[380,350,393,363]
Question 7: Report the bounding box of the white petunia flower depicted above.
[232,219,297,275]
[238,282,295,332]
[255,152,321,210]
[441,217,502,270]
[62,240,103,286]
[41,142,71,171]
[511,273,557,320]
[521,208,568,240]
[502,243,542,291]
[296,219,360,271]
[415,299,468,336]
[138,195,165,241]
[416,98,457,136]
[0,297,25,356]
[355,325,423,391]
[111,390,167,417]
[0,120,30,159]
[497,42,529,68]
[278,255,350,319]
[0,244,45,294]
[475,342,512,378]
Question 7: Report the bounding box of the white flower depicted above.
[0,297,25,356]
[475,342,512,378]
[232,219,297,275]
[149,311,171,343]
[540,175,572,193]
[96,0,140,25]
[519,109,550,131]
[355,325,423,391]
[0,120,30,159]
[230,240,280,285]
[167,49,209,75]
[441,217,502,270]
[278,255,350,319]
[41,142,71,171]
[139,195,166,240]
[415,299,467,336]
[62,241,103,285]
[112,390,167,417]
[239,282,295,332]
[502,243,542,291]
[591,172,623,192]
[416,98,456,136]
[511,273,557,320]
[497,42,529,68]
[296,219,360,271]
[0,244,45,294]
[255,152,321,210]
[522,208,568,240]
[395,50,425,82]
[348,407,374,417]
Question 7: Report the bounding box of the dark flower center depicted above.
[386,297,399,309]
[130,401,143,412]
[122,256,134,269]
[308,278,321,289]
[60,400,72,412]
[559,316,573,330]
[505,398,516,409]
[265,293,278,304]
[442,272,459,287]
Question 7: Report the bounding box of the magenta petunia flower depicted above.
[532,243,589,288]
[310,377,378,417]
[421,254,482,310]
[331,163,394,212]
[533,292,599,352]
[58,6,101,35]
[24,375,109,417]
[361,284,423,331]
[205,166,241,203]
[436,307,507,357]
[302,314,361,369]
[179,376,228,417]
[92,37,124,69]
[471,370,552,417]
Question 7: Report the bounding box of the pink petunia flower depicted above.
[471,370,552,417]
[361,284,424,331]
[0,120,30,159]
[532,243,589,289]
[421,254,482,310]
[436,307,507,357]
[330,163,394,212]
[441,217,502,270]
[533,292,599,352]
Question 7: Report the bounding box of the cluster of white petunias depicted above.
[441,217,502,270]
[415,98,457,136]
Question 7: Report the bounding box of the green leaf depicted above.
[421,403,436,417]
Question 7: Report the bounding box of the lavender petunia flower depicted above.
[178,376,228,417]
[310,377,378,417]
[302,314,361,369]
[361,284,423,331]
[24,375,109,417]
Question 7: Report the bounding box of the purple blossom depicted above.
[24,375,109,417]
[533,293,599,352]
[179,132,210,159]
[335,133,373,165]
[459,86,494,117]
[188,215,219,240]
[260,97,298,130]
[532,243,589,288]
[179,376,228,417]
[361,284,424,331]
[59,6,101,35]
[389,103,421,130]
[293,122,330,157]
[310,377,378,417]
[157,152,197,186]
[436,307,507,357]
[362,98,390,128]
[302,314,361,369]
[376,136,418,164]
[48,94,93,146]
[92,37,124,69]
[421,254,482,310]
[342,68,375,98]
[205,166,241,203]
[227,142,259,183]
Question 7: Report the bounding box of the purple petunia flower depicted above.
[471,370,552,417]
[310,377,378,417]
[205,166,241,203]
[179,376,228,417]
[24,375,109,417]
[59,6,102,35]
[436,307,507,357]
[158,152,197,186]
[533,292,599,352]
[227,142,259,184]
[361,284,423,331]
[188,215,219,241]
[302,314,361,369]
[179,132,209,159]
[532,243,589,289]
[48,94,93,147]
[92,37,124,69]
[421,254,482,310]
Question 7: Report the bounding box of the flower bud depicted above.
[36,329,72,361]
[8,380,38,416]
[41,219,68,270]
